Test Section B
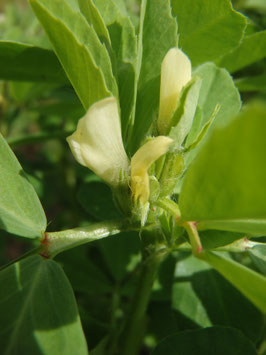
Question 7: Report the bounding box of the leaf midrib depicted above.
[4,260,43,355]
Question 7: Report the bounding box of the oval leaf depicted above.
[152,326,257,355]
[29,0,117,110]
[180,103,266,235]
[171,0,247,66]
[0,255,88,355]
[0,41,68,83]
[0,134,46,238]
[200,251,266,314]
[172,255,263,342]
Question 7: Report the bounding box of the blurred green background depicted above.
[0,0,266,352]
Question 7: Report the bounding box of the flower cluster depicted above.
[67,48,191,206]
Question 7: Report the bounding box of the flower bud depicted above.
[158,48,192,135]
[159,151,185,197]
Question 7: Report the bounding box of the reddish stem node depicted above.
[40,251,50,259]
[41,232,49,245]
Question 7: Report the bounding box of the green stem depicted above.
[41,220,127,258]
[183,221,203,255]
[177,238,266,253]
[118,247,167,355]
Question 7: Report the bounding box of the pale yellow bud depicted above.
[67,97,129,186]
[131,136,173,204]
[158,48,192,135]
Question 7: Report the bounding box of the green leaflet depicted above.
[179,103,266,235]
[0,255,88,355]
[217,30,266,73]
[92,0,137,140]
[184,106,203,147]
[65,0,80,11]
[137,0,178,89]
[166,63,240,169]
[235,73,266,93]
[199,230,244,250]
[29,0,117,110]
[155,197,181,217]
[0,133,46,238]
[200,251,266,314]
[171,0,247,66]
[242,0,266,12]
[78,0,111,47]
[152,327,257,355]
[129,0,178,153]
[193,62,241,129]
[185,104,220,152]
[92,0,136,67]
[0,41,67,83]
[77,181,121,220]
[185,63,241,168]
[248,245,266,276]
[172,255,263,341]
[172,256,212,328]
[165,62,239,154]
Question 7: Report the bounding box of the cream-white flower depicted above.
[158,48,192,135]
[131,136,173,204]
[67,97,173,204]
[67,97,129,186]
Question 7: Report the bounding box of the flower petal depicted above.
[131,136,173,203]
[158,48,192,134]
[67,97,129,186]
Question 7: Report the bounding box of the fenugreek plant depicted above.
[0,0,266,354]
